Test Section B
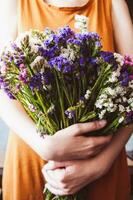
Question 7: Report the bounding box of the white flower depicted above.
[122,97,127,102]
[95,100,104,109]
[74,14,88,32]
[0,62,7,74]
[127,98,133,104]
[15,31,30,47]
[30,56,45,68]
[129,80,133,89]
[105,87,116,96]
[118,105,125,113]
[126,106,131,112]
[84,89,91,100]
[114,53,124,66]
[75,14,88,23]
[61,48,76,61]
[98,110,106,119]
[118,116,125,123]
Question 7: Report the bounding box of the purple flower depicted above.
[38,45,59,59]
[30,72,52,90]
[80,57,86,66]
[67,38,81,46]
[65,110,75,119]
[119,71,129,86]
[42,71,53,85]
[0,77,15,99]
[49,56,74,73]
[100,51,114,63]
[88,57,98,66]
[124,55,133,67]
[18,68,28,84]
[44,34,61,47]
[58,26,74,39]
[125,111,133,124]
[4,88,15,99]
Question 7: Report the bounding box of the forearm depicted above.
[97,124,133,173]
[0,90,52,160]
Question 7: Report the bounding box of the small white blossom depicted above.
[114,53,124,66]
[118,105,125,113]
[129,80,133,89]
[84,89,91,100]
[74,14,88,32]
[122,97,127,102]
[126,106,131,112]
[105,87,116,96]
[30,56,45,68]
[98,110,106,119]
[118,116,125,123]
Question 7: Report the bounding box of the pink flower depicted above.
[129,75,133,80]
[19,63,25,69]
[0,65,7,74]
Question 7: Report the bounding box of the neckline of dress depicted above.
[39,0,94,12]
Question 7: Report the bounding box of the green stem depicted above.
[54,72,66,128]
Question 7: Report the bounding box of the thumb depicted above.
[44,161,69,170]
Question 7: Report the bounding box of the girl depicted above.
[0,0,133,199]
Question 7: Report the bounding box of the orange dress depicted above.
[3,0,131,199]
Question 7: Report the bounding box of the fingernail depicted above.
[99,120,107,127]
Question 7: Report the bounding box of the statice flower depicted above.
[49,56,74,73]
[0,14,133,200]
[75,14,88,33]
[65,110,75,119]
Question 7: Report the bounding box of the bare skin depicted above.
[41,0,133,195]
[0,0,133,195]
[0,0,112,161]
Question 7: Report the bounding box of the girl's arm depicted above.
[42,0,133,194]
[0,0,112,161]
[112,0,133,54]
[110,0,133,149]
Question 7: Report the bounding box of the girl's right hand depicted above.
[44,120,112,161]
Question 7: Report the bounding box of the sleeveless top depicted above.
[2,1,130,200]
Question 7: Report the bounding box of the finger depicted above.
[57,120,107,136]
[91,135,112,148]
[44,161,71,170]
[43,168,66,183]
[43,169,63,190]
[89,145,106,157]
[45,183,67,196]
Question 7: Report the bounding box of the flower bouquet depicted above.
[0,15,133,200]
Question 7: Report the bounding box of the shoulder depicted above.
[111,0,133,54]
[0,0,17,18]
[111,0,129,13]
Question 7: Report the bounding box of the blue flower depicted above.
[30,73,43,90]
[119,71,129,86]
[58,26,74,39]
[49,56,74,73]
[65,110,75,119]
[100,51,114,63]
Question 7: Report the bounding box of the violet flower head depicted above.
[65,110,75,119]
[42,71,53,85]
[49,56,74,73]
[124,55,133,67]
[58,26,74,40]
[18,68,28,84]
[0,78,15,99]
[100,51,114,63]
[119,70,129,86]
[30,73,43,90]
[125,111,133,124]
[4,88,16,99]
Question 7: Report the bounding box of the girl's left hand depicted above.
[42,124,133,195]
[42,158,107,195]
